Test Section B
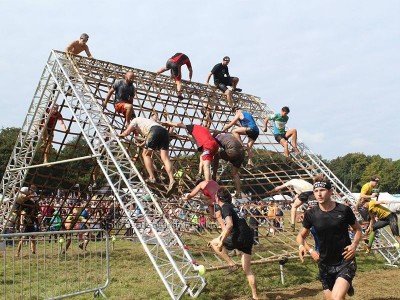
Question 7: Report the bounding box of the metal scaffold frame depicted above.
[1,49,399,300]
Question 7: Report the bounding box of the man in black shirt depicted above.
[209,187,259,300]
[296,175,361,299]
[206,56,241,106]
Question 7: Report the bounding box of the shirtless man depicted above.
[65,33,93,58]
[103,71,137,127]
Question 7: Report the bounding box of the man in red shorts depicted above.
[165,122,218,181]
[103,71,136,127]
[156,53,193,100]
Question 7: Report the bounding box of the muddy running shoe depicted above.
[347,284,355,296]
[290,224,296,232]
[166,181,178,197]
[365,246,371,254]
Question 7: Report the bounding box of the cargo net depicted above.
[12,54,341,269]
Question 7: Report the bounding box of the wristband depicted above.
[308,248,314,254]
[299,245,304,250]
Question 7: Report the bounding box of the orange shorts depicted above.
[115,102,132,114]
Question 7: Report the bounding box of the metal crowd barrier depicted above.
[0,229,110,299]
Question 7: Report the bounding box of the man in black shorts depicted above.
[157,53,193,100]
[119,116,177,196]
[15,188,41,257]
[212,132,245,197]
[206,56,241,106]
[297,175,362,299]
[209,187,259,300]
[270,178,314,232]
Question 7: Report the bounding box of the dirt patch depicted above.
[239,268,400,300]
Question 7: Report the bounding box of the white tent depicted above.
[351,192,400,212]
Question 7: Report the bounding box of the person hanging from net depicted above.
[118,116,177,197]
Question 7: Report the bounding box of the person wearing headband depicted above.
[65,33,93,58]
[297,175,362,299]
[208,187,259,300]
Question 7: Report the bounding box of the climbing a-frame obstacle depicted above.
[1,50,399,299]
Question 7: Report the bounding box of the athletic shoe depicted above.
[365,246,371,254]
[290,224,296,232]
[166,181,178,197]
[347,284,355,296]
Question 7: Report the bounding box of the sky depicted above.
[0,0,399,160]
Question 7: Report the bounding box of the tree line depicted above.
[1,127,399,194]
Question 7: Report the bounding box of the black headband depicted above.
[313,181,332,190]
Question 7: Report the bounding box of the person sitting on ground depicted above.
[103,71,137,128]
[119,116,177,196]
[156,53,193,100]
[208,187,259,300]
[41,104,69,164]
[164,122,219,182]
[270,178,314,232]
[221,108,259,167]
[212,132,245,197]
[206,56,242,107]
[264,106,299,158]
[364,198,400,253]
[65,33,93,58]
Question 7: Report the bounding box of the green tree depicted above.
[0,127,20,179]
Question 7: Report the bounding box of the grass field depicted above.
[78,240,398,300]
[1,238,399,299]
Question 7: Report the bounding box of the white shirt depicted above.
[283,179,313,194]
[128,117,162,136]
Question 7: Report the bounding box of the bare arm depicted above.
[206,72,213,84]
[222,114,240,132]
[84,45,93,58]
[343,221,362,260]
[58,117,68,132]
[118,123,135,138]
[183,182,204,200]
[103,87,115,107]
[188,67,193,82]
[272,184,286,193]
[296,227,315,263]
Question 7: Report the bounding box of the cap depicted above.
[80,33,89,40]
[223,56,230,61]
[20,187,29,195]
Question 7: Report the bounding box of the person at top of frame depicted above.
[156,53,193,100]
[65,33,93,58]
